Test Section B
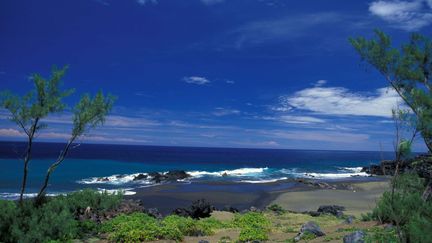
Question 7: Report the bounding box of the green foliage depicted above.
[371,173,432,242]
[219,236,232,243]
[101,213,223,242]
[268,203,286,214]
[0,190,122,243]
[238,226,269,242]
[72,91,115,137]
[63,189,122,212]
[233,212,271,242]
[364,227,398,243]
[0,66,73,133]
[350,30,432,152]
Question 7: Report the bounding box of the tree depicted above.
[349,30,432,153]
[1,66,115,204]
[1,66,73,204]
[36,91,114,201]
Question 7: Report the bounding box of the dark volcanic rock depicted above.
[222,205,239,213]
[172,199,214,219]
[362,154,432,180]
[344,215,355,224]
[148,170,191,183]
[343,230,365,243]
[145,208,163,219]
[303,211,321,217]
[294,221,325,242]
[172,207,191,217]
[133,173,148,181]
[165,170,191,181]
[190,199,214,219]
[317,205,345,217]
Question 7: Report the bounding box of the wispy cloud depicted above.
[369,0,432,31]
[225,80,235,84]
[0,128,24,137]
[105,115,160,127]
[262,115,326,124]
[136,0,158,6]
[201,0,224,5]
[212,107,241,116]
[262,129,370,143]
[278,85,401,118]
[228,12,343,48]
[183,76,211,85]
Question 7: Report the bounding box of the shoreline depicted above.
[126,176,390,215]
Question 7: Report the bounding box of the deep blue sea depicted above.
[0,141,394,199]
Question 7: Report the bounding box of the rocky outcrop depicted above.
[343,230,365,243]
[294,221,325,242]
[132,170,191,183]
[133,173,147,181]
[317,205,345,218]
[172,199,214,219]
[362,154,432,180]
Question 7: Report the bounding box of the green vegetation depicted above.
[233,212,271,242]
[0,66,115,203]
[350,30,432,153]
[267,203,286,215]
[0,189,122,243]
[367,173,432,242]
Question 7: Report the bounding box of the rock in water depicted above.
[317,205,345,217]
[343,230,365,243]
[133,173,148,181]
[165,170,191,181]
[294,221,325,242]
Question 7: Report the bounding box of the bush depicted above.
[267,204,285,215]
[364,227,398,243]
[233,212,271,242]
[238,226,269,242]
[101,213,223,242]
[101,213,163,242]
[371,173,432,242]
[0,189,122,243]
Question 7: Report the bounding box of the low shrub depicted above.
[0,189,122,243]
[101,213,224,242]
[233,212,271,242]
[364,227,398,243]
[267,204,286,214]
[370,173,432,242]
[238,226,269,242]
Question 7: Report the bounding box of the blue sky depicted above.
[1,0,431,151]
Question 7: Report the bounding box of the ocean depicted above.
[0,141,394,200]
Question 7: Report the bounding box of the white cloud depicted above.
[183,76,211,85]
[226,80,235,84]
[105,115,160,127]
[0,128,25,137]
[262,115,326,124]
[137,0,158,5]
[213,107,241,116]
[314,80,327,87]
[201,0,224,5]
[230,13,342,48]
[263,130,370,143]
[279,86,401,117]
[369,0,432,31]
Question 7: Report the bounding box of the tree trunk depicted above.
[36,137,76,201]
[19,118,39,204]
